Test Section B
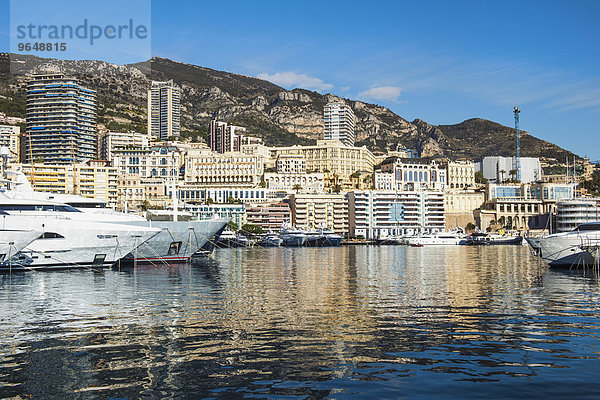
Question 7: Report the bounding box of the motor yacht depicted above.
[531,221,600,267]
[1,184,228,262]
[0,199,160,269]
[279,225,307,247]
[405,231,468,246]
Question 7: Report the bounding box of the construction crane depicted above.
[513,106,521,182]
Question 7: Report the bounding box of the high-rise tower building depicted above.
[323,102,355,146]
[147,80,181,140]
[25,74,97,163]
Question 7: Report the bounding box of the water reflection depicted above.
[1,246,599,399]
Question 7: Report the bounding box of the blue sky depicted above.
[2,0,599,159]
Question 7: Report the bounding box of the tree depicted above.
[332,184,342,193]
[475,170,488,184]
[292,184,302,193]
[140,200,150,211]
[206,197,214,205]
[508,169,517,182]
[242,223,263,234]
[466,222,476,231]
[498,216,506,227]
[227,221,239,231]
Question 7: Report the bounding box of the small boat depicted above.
[467,232,523,245]
[256,233,283,247]
[216,230,249,248]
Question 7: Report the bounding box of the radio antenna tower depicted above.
[513,106,521,182]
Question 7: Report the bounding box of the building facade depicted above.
[375,158,447,191]
[446,160,475,189]
[148,80,180,140]
[99,131,149,161]
[208,120,262,153]
[270,140,376,187]
[348,190,445,239]
[477,156,542,183]
[184,203,246,228]
[245,202,292,231]
[556,199,600,232]
[0,125,20,162]
[264,172,324,191]
[16,161,118,206]
[25,74,97,163]
[184,148,264,187]
[288,193,348,235]
[112,144,183,178]
[324,102,355,146]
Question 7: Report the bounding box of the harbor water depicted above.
[1,245,600,399]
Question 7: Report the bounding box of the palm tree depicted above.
[508,169,517,182]
[292,184,302,193]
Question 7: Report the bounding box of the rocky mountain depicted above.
[0,53,577,161]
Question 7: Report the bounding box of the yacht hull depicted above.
[118,219,229,262]
[0,217,159,270]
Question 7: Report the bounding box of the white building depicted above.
[99,131,149,161]
[0,125,20,162]
[276,154,306,174]
[375,158,446,191]
[324,102,355,147]
[148,80,180,140]
[208,120,262,153]
[289,193,348,235]
[348,190,445,239]
[184,148,264,187]
[477,156,542,184]
[264,172,324,191]
[184,203,246,228]
[556,199,600,232]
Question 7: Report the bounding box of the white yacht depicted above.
[279,226,307,247]
[0,199,161,269]
[406,231,468,246]
[2,184,229,262]
[0,229,42,263]
[532,222,600,267]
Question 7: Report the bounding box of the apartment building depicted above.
[208,120,262,153]
[348,190,445,239]
[288,193,348,235]
[184,203,246,228]
[324,102,355,146]
[99,131,149,161]
[25,74,97,163]
[0,125,20,162]
[148,80,180,140]
[245,202,292,231]
[264,172,324,191]
[16,161,118,206]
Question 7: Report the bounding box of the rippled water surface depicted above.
[1,245,600,399]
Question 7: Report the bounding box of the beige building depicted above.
[288,193,348,235]
[116,176,167,211]
[0,125,20,162]
[99,131,149,161]
[112,144,184,179]
[446,160,475,189]
[270,140,376,188]
[184,147,264,187]
[16,161,118,206]
[276,154,306,174]
[264,172,324,191]
[245,202,292,231]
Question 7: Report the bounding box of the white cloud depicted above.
[358,86,403,101]
[257,71,333,91]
